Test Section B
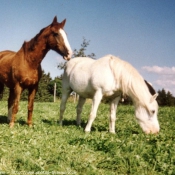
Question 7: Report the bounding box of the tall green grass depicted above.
[0,101,175,175]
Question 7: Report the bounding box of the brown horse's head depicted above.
[48,16,72,60]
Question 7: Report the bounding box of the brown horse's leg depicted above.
[7,88,14,123]
[27,87,37,127]
[8,85,22,128]
[0,82,4,99]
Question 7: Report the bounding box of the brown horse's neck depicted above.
[21,30,50,69]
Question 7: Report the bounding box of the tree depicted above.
[166,91,175,106]
[72,37,96,58]
[57,37,96,70]
[157,89,167,106]
[47,77,62,99]
[157,88,175,106]
[35,71,53,102]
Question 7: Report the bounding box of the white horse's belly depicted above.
[70,82,95,98]
[70,76,120,100]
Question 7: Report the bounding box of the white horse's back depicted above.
[63,55,121,99]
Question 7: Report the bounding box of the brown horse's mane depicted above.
[22,25,50,52]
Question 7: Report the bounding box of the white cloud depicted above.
[156,79,175,86]
[142,66,175,75]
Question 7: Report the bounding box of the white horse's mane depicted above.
[109,55,152,107]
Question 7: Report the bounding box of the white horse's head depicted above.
[135,93,160,134]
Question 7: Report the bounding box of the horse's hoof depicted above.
[28,124,32,127]
[109,131,116,134]
[9,122,14,128]
[84,129,91,132]
[27,122,32,127]
[27,121,32,127]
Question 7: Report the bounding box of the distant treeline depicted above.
[1,69,174,106]
[120,88,175,106]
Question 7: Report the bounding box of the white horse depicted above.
[59,55,160,134]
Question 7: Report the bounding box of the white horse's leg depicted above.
[8,107,12,122]
[85,90,103,132]
[59,90,70,125]
[76,97,86,126]
[109,96,120,133]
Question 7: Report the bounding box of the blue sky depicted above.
[0,0,175,95]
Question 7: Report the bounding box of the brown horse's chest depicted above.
[21,76,38,87]
[15,68,40,87]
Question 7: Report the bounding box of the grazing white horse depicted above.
[60,55,160,134]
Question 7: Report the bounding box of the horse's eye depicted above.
[151,110,155,114]
[53,33,59,37]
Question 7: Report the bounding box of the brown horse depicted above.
[0,16,72,127]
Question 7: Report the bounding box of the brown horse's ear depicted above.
[60,19,66,28]
[51,16,58,26]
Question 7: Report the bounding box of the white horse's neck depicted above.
[110,55,151,108]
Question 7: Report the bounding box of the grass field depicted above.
[0,100,175,175]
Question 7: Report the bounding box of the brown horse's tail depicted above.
[0,82,4,100]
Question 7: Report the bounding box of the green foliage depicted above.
[0,101,175,174]
[47,77,62,98]
[121,88,175,106]
[157,88,175,106]
[72,37,96,59]
[34,70,52,102]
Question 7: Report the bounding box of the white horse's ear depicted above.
[150,93,158,103]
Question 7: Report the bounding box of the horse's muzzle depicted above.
[63,56,71,61]
[63,50,72,61]
[145,127,160,134]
